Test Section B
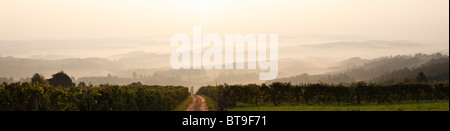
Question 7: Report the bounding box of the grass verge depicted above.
[199,95,216,111]
[225,101,449,111]
[173,96,192,111]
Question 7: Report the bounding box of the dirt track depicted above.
[185,95,208,111]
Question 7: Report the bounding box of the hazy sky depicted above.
[0,0,448,58]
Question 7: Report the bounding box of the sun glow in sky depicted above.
[0,0,448,58]
[178,0,215,16]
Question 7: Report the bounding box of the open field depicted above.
[225,101,449,111]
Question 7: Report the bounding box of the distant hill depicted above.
[338,53,447,81]
[279,40,434,59]
[0,56,123,79]
[371,57,449,83]
[269,53,449,84]
[0,52,172,80]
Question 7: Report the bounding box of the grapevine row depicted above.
[0,82,189,111]
[196,81,449,107]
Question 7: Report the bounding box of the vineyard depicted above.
[0,82,189,111]
[196,81,449,109]
[2,81,449,111]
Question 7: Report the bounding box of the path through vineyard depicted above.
[185,95,208,111]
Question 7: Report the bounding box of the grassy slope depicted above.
[199,95,216,111]
[225,101,449,111]
[173,96,193,111]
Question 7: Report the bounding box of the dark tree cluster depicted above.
[47,71,75,88]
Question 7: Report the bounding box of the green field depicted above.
[225,101,449,111]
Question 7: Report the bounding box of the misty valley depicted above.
[1,52,448,88]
